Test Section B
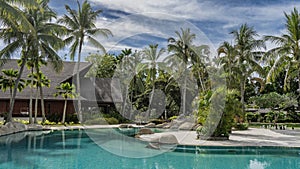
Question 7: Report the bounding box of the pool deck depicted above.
[174,128,300,147]
[137,127,300,147]
[50,125,300,147]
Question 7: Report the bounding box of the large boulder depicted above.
[119,124,133,128]
[12,122,27,131]
[156,123,168,128]
[138,128,154,135]
[27,124,44,131]
[157,133,178,144]
[178,122,196,130]
[145,123,156,128]
[146,133,179,150]
[0,125,9,135]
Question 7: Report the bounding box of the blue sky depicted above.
[3,0,300,60]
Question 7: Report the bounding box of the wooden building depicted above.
[0,59,122,117]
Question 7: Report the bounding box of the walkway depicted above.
[140,128,300,147]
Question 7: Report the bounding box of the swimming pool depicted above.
[0,129,299,169]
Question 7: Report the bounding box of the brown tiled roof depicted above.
[0,59,91,100]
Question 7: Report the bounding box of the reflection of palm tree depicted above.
[142,44,165,118]
[264,8,300,104]
[58,0,112,122]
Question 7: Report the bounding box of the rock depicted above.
[27,124,44,131]
[156,123,168,128]
[178,122,196,130]
[145,123,156,128]
[169,120,183,129]
[138,128,154,135]
[5,122,15,129]
[12,122,27,131]
[119,124,133,128]
[0,125,9,135]
[163,123,171,129]
[158,133,178,144]
[192,124,202,131]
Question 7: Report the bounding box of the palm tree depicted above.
[218,41,238,89]
[0,69,26,121]
[58,0,112,122]
[27,71,50,123]
[229,24,265,114]
[142,44,165,118]
[0,0,64,122]
[54,82,77,124]
[191,45,211,91]
[264,8,300,106]
[167,28,196,115]
[0,1,37,122]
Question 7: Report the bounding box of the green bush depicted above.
[168,116,178,121]
[42,120,57,125]
[234,123,249,130]
[105,117,119,124]
[84,117,119,125]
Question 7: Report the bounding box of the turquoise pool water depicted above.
[0,129,299,169]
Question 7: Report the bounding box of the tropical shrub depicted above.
[234,123,249,130]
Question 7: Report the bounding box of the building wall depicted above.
[0,99,76,117]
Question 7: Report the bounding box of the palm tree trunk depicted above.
[36,67,46,123]
[76,38,84,123]
[62,99,67,123]
[240,79,246,116]
[298,73,300,109]
[39,85,46,122]
[7,57,27,122]
[29,68,33,124]
[34,88,38,124]
[148,85,155,119]
[183,75,187,115]
[122,86,129,117]
[198,71,205,91]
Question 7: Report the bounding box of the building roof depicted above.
[0,59,122,103]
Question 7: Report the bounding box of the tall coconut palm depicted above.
[142,44,165,118]
[264,8,300,106]
[0,1,37,122]
[54,82,77,124]
[58,0,112,122]
[229,24,265,114]
[0,0,64,122]
[167,28,196,115]
[191,45,211,91]
[24,0,64,123]
[218,41,239,89]
[27,71,50,123]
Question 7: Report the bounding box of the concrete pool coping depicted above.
[1,123,299,148]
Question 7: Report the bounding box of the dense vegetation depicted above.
[0,1,299,138]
